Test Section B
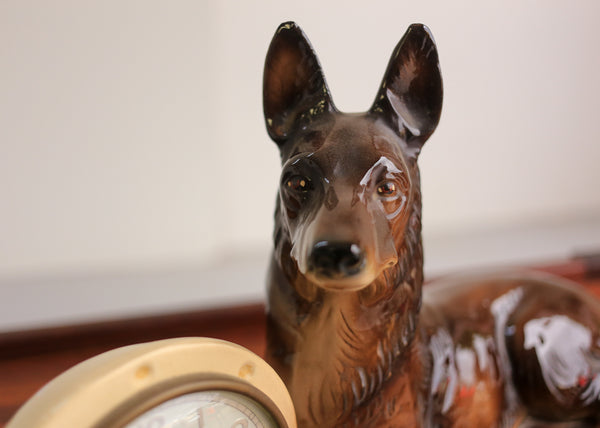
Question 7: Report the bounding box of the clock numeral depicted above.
[197,407,205,428]
[197,410,248,428]
[231,419,249,428]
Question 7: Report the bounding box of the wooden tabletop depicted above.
[1,255,599,427]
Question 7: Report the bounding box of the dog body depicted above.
[263,22,600,427]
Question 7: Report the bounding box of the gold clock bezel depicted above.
[7,337,296,428]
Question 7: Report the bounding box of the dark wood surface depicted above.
[1,255,599,427]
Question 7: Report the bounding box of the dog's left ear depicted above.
[370,24,443,154]
[263,22,334,146]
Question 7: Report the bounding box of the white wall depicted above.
[1,1,599,280]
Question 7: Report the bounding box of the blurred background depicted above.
[1,1,599,331]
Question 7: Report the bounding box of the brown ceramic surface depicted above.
[263,22,600,427]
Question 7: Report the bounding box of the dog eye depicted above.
[286,175,310,192]
[377,181,396,196]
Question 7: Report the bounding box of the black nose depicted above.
[308,241,365,278]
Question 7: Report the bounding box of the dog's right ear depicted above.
[263,22,333,146]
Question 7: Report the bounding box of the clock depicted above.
[7,337,296,428]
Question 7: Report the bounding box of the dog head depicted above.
[264,22,442,294]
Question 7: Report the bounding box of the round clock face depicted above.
[6,338,296,428]
[124,390,276,428]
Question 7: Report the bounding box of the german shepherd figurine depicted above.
[263,22,600,427]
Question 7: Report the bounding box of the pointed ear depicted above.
[263,22,333,145]
[370,24,443,153]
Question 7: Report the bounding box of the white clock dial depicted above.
[125,390,276,428]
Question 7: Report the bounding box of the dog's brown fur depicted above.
[263,22,600,427]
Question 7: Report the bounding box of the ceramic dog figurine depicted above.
[263,22,600,427]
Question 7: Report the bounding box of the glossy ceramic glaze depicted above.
[263,22,600,427]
